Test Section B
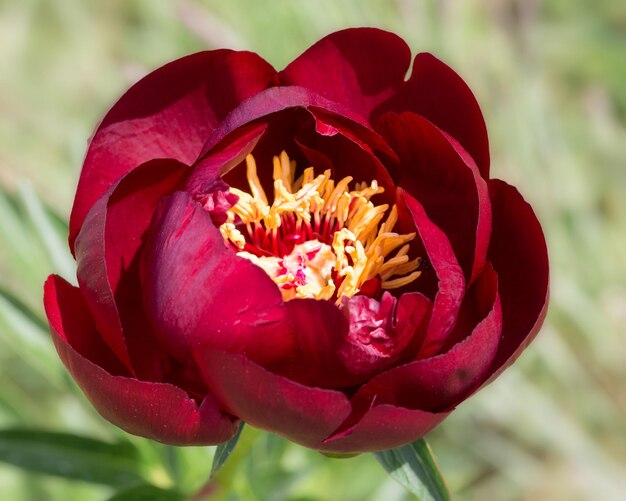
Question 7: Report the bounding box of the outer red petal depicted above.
[44,275,238,445]
[195,350,352,449]
[483,180,549,383]
[378,53,490,177]
[74,159,187,377]
[320,404,449,454]
[141,191,295,368]
[351,263,501,413]
[279,28,411,121]
[378,112,491,284]
[70,50,277,250]
[398,189,466,357]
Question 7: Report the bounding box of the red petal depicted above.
[198,85,369,158]
[74,159,187,377]
[308,107,398,165]
[378,53,490,178]
[296,128,397,208]
[398,189,466,357]
[44,275,238,445]
[394,292,433,355]
[275,293,427,389]
[320,404,448,454]
[195,349,352,449]
[70,50,277,250]
[483,180,549,383]
[352,263,501,413]
[272,298,350,388]
[141,191,295,368]
[280,28,411,121]
[378,112,491,283]
[185,122,268,194]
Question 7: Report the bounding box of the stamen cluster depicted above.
[219,152,421,302]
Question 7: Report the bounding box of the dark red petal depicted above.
[280,28,411,121]
[195,350,352,449]
[308,107,398,165]
[398,189,466,357]
[320,404,448,454]
[44,275,238,445]
[294,117,398,207]
[394,292,433,355]
[352,263,501,413]
[44,275,129,376]
[74,159,187,376]
[378,112,491,283]
[198,86,369,158]
[185,122,268,194]
[70,50,277,250]
[272,298,350,388]
[483,180,549,384]
[141,191,295,368]
[378,53,490,178]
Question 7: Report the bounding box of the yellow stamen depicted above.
[219,152,421,303]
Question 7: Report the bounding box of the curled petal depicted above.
[198,86,369,158]
[195,350,352,449]
[483,180,549,383]
[70,50,277,249]
[44,275,238,445]
[185,122,268,193]
[397,189,466,357]
[378,112,491,283]
[141,191,295,368]
[75,159,187,375]
[279,28,411,120]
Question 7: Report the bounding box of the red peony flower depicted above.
[44,28,548,453]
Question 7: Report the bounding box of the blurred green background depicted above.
[1,0,625,499]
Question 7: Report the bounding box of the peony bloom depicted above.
[44,28,548,453]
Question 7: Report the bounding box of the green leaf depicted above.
[107,484,185,501]
[373,439,450,501]
[0,428,145,486]
[17,181,76,284]
[210,422,244,480]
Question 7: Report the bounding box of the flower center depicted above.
[219,151,421,303]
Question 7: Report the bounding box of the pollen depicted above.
[219,151,421,303]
